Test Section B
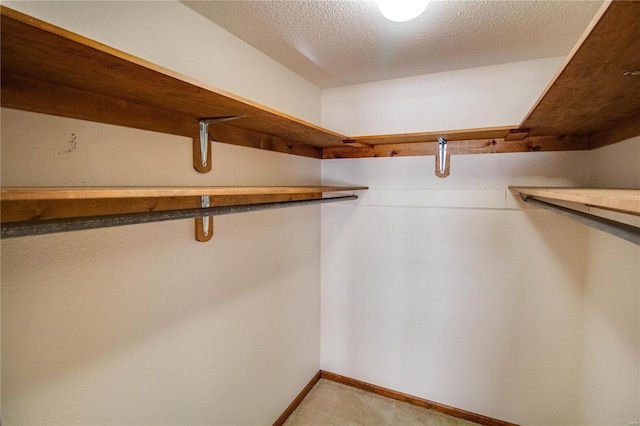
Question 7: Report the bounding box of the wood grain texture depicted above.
[509,187,640,215]
[521,1,640,138]
[0,6,345,149]
[347,126,517,146]
[323,135,588,159]
[320,371,518,426]
[504,129,530,141]
[273,371,322,426]
[342,140,374,149]
[0,194,325,223]
[1,73,194,137]
[209,123,322,159]
[588,113,640,149]
[1,74,322,160]
[0,186,366,202]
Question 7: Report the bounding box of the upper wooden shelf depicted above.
[510,187,640,216]
[520,0,640,147]
[1,2,639,161]
[0,6,345,159]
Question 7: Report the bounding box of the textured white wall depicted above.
[1,1,322,424]
[321,153,593,424]
[321,70,639,423]
[1,110,322,425]
[321,57,563,135]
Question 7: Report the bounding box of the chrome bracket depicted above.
[195,194,213,242]
[436,137,449,178]
[199,121,210,169]
[201,195,210,237]
[195,116,244,173]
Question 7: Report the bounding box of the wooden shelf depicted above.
[1,186,367,224]
[520,1,640,148]
[0,186,366,201]
[2,3,638,163]
[509,187,640,216]
[0,6,344,160]
[324,133,588,159]
[0,9,368,239]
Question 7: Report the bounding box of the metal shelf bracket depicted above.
[436,137,450,178]
[194,116,244,173]
[195,195,213,242]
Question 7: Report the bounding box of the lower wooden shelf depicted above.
[509,187,640,216]
[0,186,367,240]
[510,187,640,245]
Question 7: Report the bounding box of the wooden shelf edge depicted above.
[347,125,518,145]
[324,135,588,159]
[0,186,367,201]
[509,187,640,216]
[1,186,367,224]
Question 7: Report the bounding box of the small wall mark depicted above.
[59,133,77,154]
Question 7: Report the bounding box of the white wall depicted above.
[321,153,594,425]
[1,1,322,424]
[321,57,563,135]
[321,68,639,424]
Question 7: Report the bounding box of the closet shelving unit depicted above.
[0,1,639,242]
[0,6,366,240]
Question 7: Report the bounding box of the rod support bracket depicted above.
[436,137,450,178]
[194,116,244,174]
[195,195,213,242]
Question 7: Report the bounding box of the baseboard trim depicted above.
[320,370,518,426]
[273,370,322,426]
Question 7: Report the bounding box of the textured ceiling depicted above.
[182,0,602,89]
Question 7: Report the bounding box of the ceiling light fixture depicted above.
[377,0,428,23]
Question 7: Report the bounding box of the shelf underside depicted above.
[0,7,344,152]
[510,187,640,216]
[2,2,638,160]
[520,1,640,143]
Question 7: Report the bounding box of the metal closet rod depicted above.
[1,195,358,239]
[522,195,640,246]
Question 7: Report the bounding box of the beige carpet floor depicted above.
[284,379,479,425]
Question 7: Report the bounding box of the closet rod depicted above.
[522,196,640,245]
[1,195,357,239]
